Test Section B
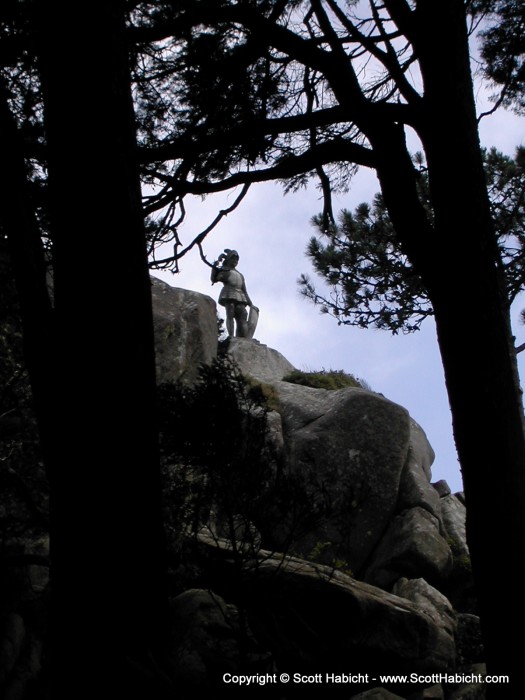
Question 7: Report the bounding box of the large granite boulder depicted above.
[446,664,486,700]
[396,433,442,523]
[225,338,452,584]
[441,494,469,558]
[392,577,456,667]
[438,493,475,612]
[192,532,458,676]
[228,337,295,383]
[150,285,455,592]
[364,507,453,589]
[273,381,412,573]
[168,588,271,689]
[151,277,218,385]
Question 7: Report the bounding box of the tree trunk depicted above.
[383,1,525,692]
[424,131,525,692]
[0,80,55,455]
[37,2,170,695]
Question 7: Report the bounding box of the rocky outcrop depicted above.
[192,532,458,676]
[168,589,271,689]
[432,480,451,498]
[364,507,453,589]
[151,277,218,385]
[441,494,468,559]
[392,578,456,666]
[151,285,468,597]
[228,337,295,383]
[225,336,453,586]
[150,284,476,695]
[396,437,442,522]
[1,282,480,699]
[437,492,475,613]
[447,664,486,700]
[274,381,413,573]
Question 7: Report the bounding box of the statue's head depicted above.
[223,249,239,267]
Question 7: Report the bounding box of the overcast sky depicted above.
[152,98,524,496]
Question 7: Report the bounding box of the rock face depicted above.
[151,286,465,595]
[194,532,457,675]
[438,492,475,612]
[441,494,468,558]
[364,507,453,589]
[227,337,453,584]
[392,577,457,666]
[397,438,442,521]
[1,283,480,698]
[228,337,295,383]
[150,285,476,695]
[168,588,271,689]
[151,277,218,385]
[274,381,413,573]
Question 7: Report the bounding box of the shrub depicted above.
[158,355,329,564]
[158,355,287,554]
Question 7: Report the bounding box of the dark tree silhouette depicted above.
[1,2,524,694]
[478,0,525,113]
[300,148,525,334]
[2,2,170,697]
[127,3,525,691]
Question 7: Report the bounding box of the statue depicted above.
[211,249,259,338]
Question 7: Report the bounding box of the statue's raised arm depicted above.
[211,249,258,339]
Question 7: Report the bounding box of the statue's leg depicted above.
[225,302,235,337]
[235,304,248,337]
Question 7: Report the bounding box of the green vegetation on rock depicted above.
[282,369,364,391]
[244,376,281,412]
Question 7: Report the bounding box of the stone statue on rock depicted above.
[211,249,259,339]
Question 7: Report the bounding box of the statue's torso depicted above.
[218,269,248,305]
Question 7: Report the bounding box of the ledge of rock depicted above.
[227,337,296,383]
